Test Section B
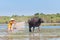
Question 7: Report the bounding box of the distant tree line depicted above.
[0,13,60,24]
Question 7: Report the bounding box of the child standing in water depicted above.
[8,18,16,32]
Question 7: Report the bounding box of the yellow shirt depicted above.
[8,22,13,28]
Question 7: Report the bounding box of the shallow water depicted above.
[0,24,60,40]
[0,24,60,30]
[40,26,60,29]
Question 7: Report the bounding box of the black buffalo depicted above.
[28,17,44,32]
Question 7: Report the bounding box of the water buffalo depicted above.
[28,17,44,32]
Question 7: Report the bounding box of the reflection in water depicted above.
[6,32,40,40]
[0,32,60,40]
[29,32,40,40]
[7,36,13,40]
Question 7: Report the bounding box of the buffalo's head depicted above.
[38,18,44,23]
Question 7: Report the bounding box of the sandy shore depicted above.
[13,22,60,31]
[15,22,60,26]
[14,22,26,30]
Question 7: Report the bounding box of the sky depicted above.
[0,0,60,16]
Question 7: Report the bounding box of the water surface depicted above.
[0,24,60,40]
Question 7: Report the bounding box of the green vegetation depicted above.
[0,13,60,24]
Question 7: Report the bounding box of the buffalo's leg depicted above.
[38,27,40,31]
[33,27,35,32]
[29,26,32,32]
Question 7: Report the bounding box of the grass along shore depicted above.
[41,23,60,26]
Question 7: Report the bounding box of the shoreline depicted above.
[0,22,60,26]
[41,23,60,26]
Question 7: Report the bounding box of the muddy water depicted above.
[0,24,60,40]
[0,33,60,40]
